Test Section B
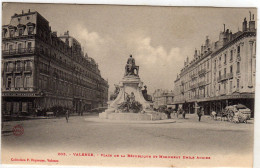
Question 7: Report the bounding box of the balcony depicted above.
[198,81,206,87]
[217,74,229,82]
[219,89,227,96]
[190,83,198,89]
[14,67,22,73]
[3,87,34,92]
[5,68,13,73]
[24,66,32,73]
[198,69,206,76]
[190,73,197,79]
[2,47,35,56]
[227,73,233,79]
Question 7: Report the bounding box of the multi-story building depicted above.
[173,14,256,116]
[2,10,109,115]
[153,89,174,109]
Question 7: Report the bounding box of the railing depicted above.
[227,73,233,79]
[24,66,32,72]
[3,87,34,92]
[217,74,229,82]
[190,83,198,89]
[2,47,35,56]
[14,67,23,73]
[198,81,206,87]
[190,73,197,79]
[198,69,206,76]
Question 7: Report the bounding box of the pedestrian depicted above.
[65,110,69,123]
[182,109,186,119]
[197,107,203,122]
[34,108,38,117]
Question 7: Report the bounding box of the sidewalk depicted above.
[2,112,98,122]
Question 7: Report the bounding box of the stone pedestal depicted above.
[99,73,167,120]
[109,76,150,111]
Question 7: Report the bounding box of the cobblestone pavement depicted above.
[1,113,254,167]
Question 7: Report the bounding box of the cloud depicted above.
[127,36,185,93]
[69,25,186,94]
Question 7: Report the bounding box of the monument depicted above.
[99,55,167,120]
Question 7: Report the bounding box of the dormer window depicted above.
[19,28,23,36]
[2,28,7,38]
[10,29,15,37]
[28,26,34,35]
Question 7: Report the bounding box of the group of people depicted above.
[170,106,204,122]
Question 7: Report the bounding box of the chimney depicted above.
[249,13,255,31]
[186,57,189,64]
[242,18,247,32]
[201,45,204,54]
[205,36,210,47]
[226,29,229,33]
[194,49,197,58]
[223,24,225,32]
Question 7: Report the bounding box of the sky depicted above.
[2,3,257,94]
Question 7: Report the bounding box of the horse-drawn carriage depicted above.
[219,104,251,123]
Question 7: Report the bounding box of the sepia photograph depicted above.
[1,2,257,167]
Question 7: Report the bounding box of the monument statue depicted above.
[110,84,120,100]
[99,54,167,120]
[125,55,139,76]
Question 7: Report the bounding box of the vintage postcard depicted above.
[1,2,257,167]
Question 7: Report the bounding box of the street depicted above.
[1,113,254,167]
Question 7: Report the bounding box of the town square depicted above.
[1,3,257,167]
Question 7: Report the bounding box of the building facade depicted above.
[2,10,109,115]
[153,89,174,109]
[173,14,256,116]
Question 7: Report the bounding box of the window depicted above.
[224,68,226,76]
[15,76,22,88]
[237,79,240,89]
[16,61,21,71]
[7,77,12,88]
[237,62,240,73]
[219,56,221,66]
[27,16,30,20]
[224,54,227,64]
[9,45,13,51]
[2,29,7,38]
[27,42,32,51]
[10,29,15,37]
[19,29,23,36]
[24,76,30,87]
[237,46,240,54]
[28,27,33,35]
[214,60,216,69]
[230,81,232,92]
[25,61,31,71]
[219,71,221,78]
[230,50,233,61]
[22,102,28,112]
[230,65,233,73]
[18,43,22,53]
